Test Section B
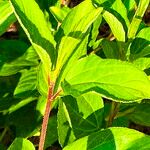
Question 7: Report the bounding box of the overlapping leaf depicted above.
[0,44,38,76]
[8,138,35,150]
[63,127,150,150]
[103,10,125,42]
[9,0,57,96]
[0,0,16,36]
[52,0,103,92]
[62,54,150,102]
[58,92,104,147]
[128,0,150,39]
[128,103,150,126]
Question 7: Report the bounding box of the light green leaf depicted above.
[137,27,150,40]
[8,138,35,150]
[128,103,150,126]
[62,54,150,102]
[58,92,104,147]
[111,0,130,28]
[50,6,70,22]
[128,0,150,39]
[14,68,37,98]
[89,14,102,47]
[9,0,56,65]
[133,58,150,70]
[103,10,125,42]
[122,0,136,11]
[92,0,115,7]
[0,0,16,36]
[9,0,57,96]
[56,0,102,38]
[53,0,103,92]
[63,127,150,150]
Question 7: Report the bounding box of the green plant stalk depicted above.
[107,102,120,127]
[0,127,8,142]
[39,76,61,150]
[114,107,135,119]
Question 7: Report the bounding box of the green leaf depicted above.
[129,27,150,60]
[9,0,56,95]
[0,45,38,76]
[8,138,35,150]
[14,67,37,98]
[128,0,150,39]
[56,0,102,39]
[50,6,70,22]
[5,97,37,114]
[103,10,125,42]
[9,0,56,65]
[122,0,136,11]
[7,101,41,137]
[102,39,119,59]
[53,1,103,91]
[88,14,102,47]
[112,116,129,127]
[63,127,150,150]
[137,27,150,41]
[128,103,150,126]
[111,0,130,28]
[133,58,150,70]
[0,0,16,36]
[58,92,104,147]
[62,54,150,102]
[92,0,115,7]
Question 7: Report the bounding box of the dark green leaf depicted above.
[7,101,41,137]
[58,92,104,147]
[0,42,38,76]
[102,39,119,59]
[128,103,150,126]
[44,115,58,149]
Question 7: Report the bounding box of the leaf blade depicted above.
[62,55,150,102]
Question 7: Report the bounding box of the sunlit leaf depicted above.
[8,138,35,150]
[62,54,150,102]
[63,127,150,150]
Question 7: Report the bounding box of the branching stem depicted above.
[38,75,61,150]
[107,102,120,127]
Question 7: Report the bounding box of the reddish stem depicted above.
[38,75,61,150]
[38,84,53,150]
